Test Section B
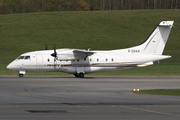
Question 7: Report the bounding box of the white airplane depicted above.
[7,21,174,78]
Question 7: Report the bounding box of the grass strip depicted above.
[134,89,180,96]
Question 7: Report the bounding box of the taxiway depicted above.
[0,76,180,120]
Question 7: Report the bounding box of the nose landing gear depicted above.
[19,74,23,78]
[19,71,26,78]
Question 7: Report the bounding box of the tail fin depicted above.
[135,21,174,55]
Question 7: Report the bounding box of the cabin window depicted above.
[106,58,108,61]
[47,58,50,62]
[112,58,114,62]
[97,58,99,62]
[90,58,92,61]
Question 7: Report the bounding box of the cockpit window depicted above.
[17,56,30,60]
[24,56,30,60]
[17,56,25,60]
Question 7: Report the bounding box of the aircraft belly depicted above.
[60,67,76,74]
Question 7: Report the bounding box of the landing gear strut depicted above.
[74,73,84,78]
[74,73,79,77]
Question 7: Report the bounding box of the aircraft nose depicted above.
[7,63,12,70]
[7,62,14,70]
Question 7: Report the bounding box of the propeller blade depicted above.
[45,42,48,50]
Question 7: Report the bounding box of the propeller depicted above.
[51,44,57,58]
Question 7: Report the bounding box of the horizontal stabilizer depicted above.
[159,21,173,27]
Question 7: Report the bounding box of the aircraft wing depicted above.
[73,49,95,56]
[73,49,95,59]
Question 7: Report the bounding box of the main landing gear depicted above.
[74,73,84,78]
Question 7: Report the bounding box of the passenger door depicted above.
[36,55,43,68]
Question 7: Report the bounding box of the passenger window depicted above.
[24,56,30,60]
[106,58,108,61]
[112,58,114,62]
[97,58,99,62]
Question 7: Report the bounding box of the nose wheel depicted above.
[19,71,25,78]
[19,74,23,78]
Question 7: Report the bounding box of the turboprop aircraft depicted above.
[7,21,174,78]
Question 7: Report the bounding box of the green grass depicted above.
[134,89,180,96]
[0,10,180,75]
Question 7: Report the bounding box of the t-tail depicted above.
[131,21,174,55]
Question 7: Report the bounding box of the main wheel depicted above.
[19,74,23,78]
[79,73,84,78]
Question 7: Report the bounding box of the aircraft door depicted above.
[36,55,43,68]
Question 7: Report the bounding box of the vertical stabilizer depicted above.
[135,21,174,55]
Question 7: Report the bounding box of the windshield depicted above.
[17,56,25,60]
[24,56,30,59]
[17,56,30,60]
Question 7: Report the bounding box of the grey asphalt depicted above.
[0,76,180,120]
